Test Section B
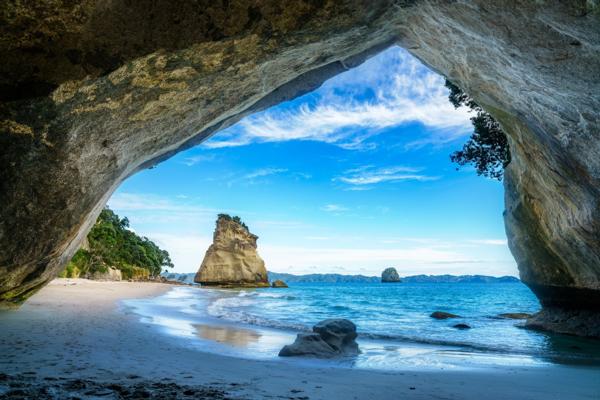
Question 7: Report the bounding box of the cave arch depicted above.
[1,1,599,335]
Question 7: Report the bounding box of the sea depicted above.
[122,281,600,371]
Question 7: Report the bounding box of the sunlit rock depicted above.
[194,215,269,288]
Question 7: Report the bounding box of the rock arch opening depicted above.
[108,45,513,284]
[1,1,599,336]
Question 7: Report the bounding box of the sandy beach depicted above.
[0,279,599,400]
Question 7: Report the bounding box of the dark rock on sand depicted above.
[0,374,228,400]
[271,279,288,288]
[279,319,359,358]
[452,323,471,330]
[381,267,401,283]
[498,313,532,320]
[278,333,339,358]
[430,311,460,320]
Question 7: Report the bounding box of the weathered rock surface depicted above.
[279,319,359,358]
[90,267,122,281]
[430,311,460,320]
[271,279,288,288]
[194,215,268,287]
[497,313,532,320]
[1,1,599,336]
[381,267,401,283]
[525,309,600,338]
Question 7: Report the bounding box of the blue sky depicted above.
[109,46,517,277]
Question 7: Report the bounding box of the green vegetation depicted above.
[217,213,249,231]
[446,79,511,181]
[59,208,173,279]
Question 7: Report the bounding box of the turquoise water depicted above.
[123,282,600,369]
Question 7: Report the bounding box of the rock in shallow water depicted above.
[430,311,460,320]
[452,323,471,330]
[279,319,359,358]
[525,308,600,338]
[271,279,288,288]
[497,313,532,320]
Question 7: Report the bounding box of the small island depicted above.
[194,214,269,288]
[381,267,401,283]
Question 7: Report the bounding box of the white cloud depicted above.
[107,192,246,226]
[321,204,349,213]
[225,167,289,187]
[243,168,287,180]
[335,165,439,187]
[260,244,516,277]
[469,239,508,246]
[181,154,215,166]
[204,46,472,150]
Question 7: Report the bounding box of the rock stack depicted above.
[381,267,401,283]
[194,215,269,288]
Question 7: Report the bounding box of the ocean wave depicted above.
[205,295,541,357]
[329,305,352,311]
[355,331,592,360]
[257,293,298,300]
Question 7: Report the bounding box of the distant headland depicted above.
[163,271,519,285]
[268,272,519,284]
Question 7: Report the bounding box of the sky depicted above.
[108,46,518,277]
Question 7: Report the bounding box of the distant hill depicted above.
[268,272,380,284]
[162,271,520,285]
[268,272,519,284]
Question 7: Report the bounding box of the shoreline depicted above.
[1,279,599,399]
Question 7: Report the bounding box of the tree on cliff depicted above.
[446,80,511,180]
[60,208,174,279]
[217,213,249,231]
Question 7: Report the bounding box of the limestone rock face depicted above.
[0,1,599,336]
[194,216,268,287]
[381,267,401,283]
[90,267,122,281]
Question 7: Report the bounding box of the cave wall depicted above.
[1,1,599,329]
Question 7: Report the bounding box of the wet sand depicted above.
[0,278,599,399]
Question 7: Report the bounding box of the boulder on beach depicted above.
[279,319,359,358]
[497,313,532,320]
[430,311,461,319]
[271,279,288,288]
[194,214,269,288]
[381,267,401,283]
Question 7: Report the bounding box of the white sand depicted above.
[0,278,599,399]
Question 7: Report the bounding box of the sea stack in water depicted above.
[381,267,401,283]
[194,214,269,288]
[271,279,288,288]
